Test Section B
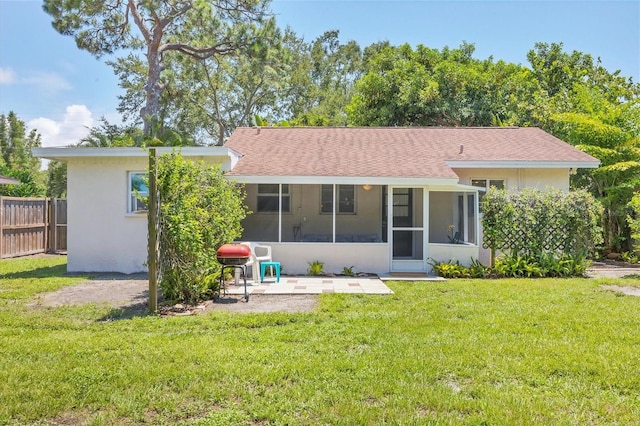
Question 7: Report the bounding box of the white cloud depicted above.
[28,104,94,148]
[23,71,72,95]
[0,67,17,84]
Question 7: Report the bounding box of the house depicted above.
[33,127,599,275]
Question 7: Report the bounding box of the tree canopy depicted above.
[0,112,45,197]
[43,0,272,134]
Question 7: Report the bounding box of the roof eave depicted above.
[32,146,237,162]
[446,160,601,169]
[226,175,461,186]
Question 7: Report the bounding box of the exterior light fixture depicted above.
[363,184,372,191]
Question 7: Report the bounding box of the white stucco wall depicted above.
[62,157,573,274]
[66,157,149,273]
[268,242,389,275]
[452,168,570,192]
[65,153,231,273]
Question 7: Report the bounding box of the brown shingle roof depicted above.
[224,127,599,179]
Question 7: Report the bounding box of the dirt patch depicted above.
[602,285,640,297]
[34,274,319,315]
[587,262,640,279]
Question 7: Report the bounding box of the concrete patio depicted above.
[225,276,394,295]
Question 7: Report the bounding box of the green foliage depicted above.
[627,192,640,251]
[347,42,541,127]
[0,111,45,197]
[482,187,603,258]
[156,152,248,304]
[341,266,356,276]
[620,251,639,264]
[493,252,590,278]
[307,260,325,276]
[428,259,472,278]
[0,164,45,197]
[45,161,66,198]
[429,253,590,279]
[428,258,489,279]
[43,0,271,134]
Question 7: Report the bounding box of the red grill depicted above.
[216,243,251,266]
[216,244,251,302]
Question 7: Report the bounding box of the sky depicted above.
[0,0,638,149]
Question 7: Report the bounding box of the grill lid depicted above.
[216,243,251,265]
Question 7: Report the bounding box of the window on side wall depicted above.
[471,178,505,210]
[257,184,290,213]
[129,172,149,213]
[321,184,355,214]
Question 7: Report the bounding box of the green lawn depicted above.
[1,257,639,425]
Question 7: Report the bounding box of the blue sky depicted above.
[0,0,638,148]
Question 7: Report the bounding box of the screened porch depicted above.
[239,184,480,274]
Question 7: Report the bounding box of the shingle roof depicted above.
[224,127,599,179]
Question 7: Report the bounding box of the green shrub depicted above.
[307,260,325,276]
[429,253,590,279]
[482,188,603,260]
[341,266,356,276]
[155,152,248,304]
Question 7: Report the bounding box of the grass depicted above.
[1,257,639,425]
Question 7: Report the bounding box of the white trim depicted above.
[447,160,600,169]
[32,146,237,161]
[227,175,459,186]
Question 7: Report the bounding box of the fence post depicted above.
[44,198,50,253]
[50,198,57,253]
[0,196,3,258]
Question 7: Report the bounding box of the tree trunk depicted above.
[142,46,162,135]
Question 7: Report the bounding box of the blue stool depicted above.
[260,261,281,283]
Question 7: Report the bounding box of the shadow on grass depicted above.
[99,302,152,321]
[98,288,166,321]
[0,264,69,280]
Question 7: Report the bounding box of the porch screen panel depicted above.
[392,230,424,259]
[392,188,423,228]
[428,192,456,243]
[240,184,279,242]
[335,184,383,243]
[298,184,332,242]
[467,194,476,244]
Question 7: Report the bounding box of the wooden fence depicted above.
[0,197,67,259]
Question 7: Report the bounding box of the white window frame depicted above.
[471,178,505,213]
[128,172,149,213]
[257,184,290,213]
[470,178,505,192]
[321,184,356,214]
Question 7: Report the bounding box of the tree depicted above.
[44,0,271,134]
[46,161,67,198]
[549,84,640,252]
[0,112,42,172]
[157,20,289,144]
[0,112,45,197]
[288,30,362,126]
[346,43,540,127]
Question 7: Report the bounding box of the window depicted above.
[321,185,355,214]
[471,178,505,211]
[129,172,148,213]
[471,179,505,191]
[257,184,290,213]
